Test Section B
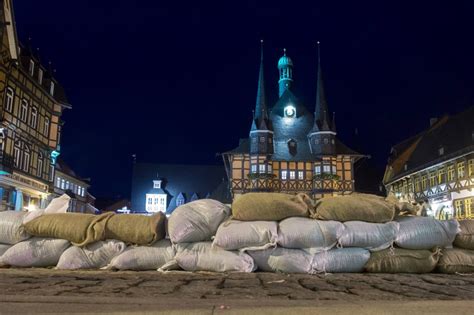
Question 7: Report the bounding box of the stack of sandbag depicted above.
[57,240,126,270]
[166,199,255,272]
[436,220,474,274]
[0,194,72,268]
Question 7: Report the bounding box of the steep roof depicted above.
[131,163,227,214]
[384,106,474,184]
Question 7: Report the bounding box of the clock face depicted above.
[284,105,296,118]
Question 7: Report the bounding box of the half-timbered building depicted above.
[0,1,70,211]
[383,106,474,220]
[222,42,364,200]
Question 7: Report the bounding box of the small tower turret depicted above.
[277,48,293,97]
[308,42,337,156]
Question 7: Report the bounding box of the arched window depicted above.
[30,107,38,128]
[43,117,50,136]
[37,152,43,177]
[5,87,14,112]
[23,144,30,172]
[20,99,28,122]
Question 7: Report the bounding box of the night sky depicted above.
[13,1,474,199]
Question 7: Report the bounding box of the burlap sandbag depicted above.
[312,248,371,273]
[0,243,11,257]
[437,248,474,274]
[212,220,278,251]
[312,194,396,223]
[365,248,440,273]
[248,247,313,274]
[454,220,474,250]
[232,193,312,221]
[0,211,30,244]
[23,212,114,247]
[104,212,166,245]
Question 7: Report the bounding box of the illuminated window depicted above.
[315,166,321,175]
[298,171,304,179]
[466,198,473,218]
[30,107,38,128]
[13,142,20,168]
[447,165,455,181]
[289,171,295,179]
[65,181,70,190]
[259,164,266,173]
[415,178,420,192]
[20,99,28,121]
[268,164,272,173]
[147,198,152,205]
[281,170,287,180]
[154,198,159,205]
[332,165,337,174]
[50,81,55,95]
[454,199,465,218]
[469,159,474,176]
[251,164,257,173]
[44,117,50,136]
[438,147,444,156]
[56,176,60,188]
[457,162,465,178]
[421,175,427,190]
[323,165,331,174]
[438,169,446,184]
[429,173,436,187]
[153,180,161,189]
[61,178,65,190]
[5,87,14,112]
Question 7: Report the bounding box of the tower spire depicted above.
[255,39,268,121]
[314,41,331,131]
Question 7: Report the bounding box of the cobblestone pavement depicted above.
[0,269,474,314]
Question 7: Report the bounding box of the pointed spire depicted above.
[314,41,331,132]
[332,111,337,133]
[255,39,269,123]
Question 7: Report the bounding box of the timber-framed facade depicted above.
[0,0,70,211]
[223,43,364,200]
[383,107,474,220]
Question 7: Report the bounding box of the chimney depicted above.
[429,117,438,126]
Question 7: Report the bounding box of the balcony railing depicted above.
[231,178,354,194]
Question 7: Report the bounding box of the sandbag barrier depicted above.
[0,193,473,274]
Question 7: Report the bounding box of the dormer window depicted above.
[153,180,162,189]
[439,146,444,156]
[176,193,185,206]
[50,81,55,95]
[38,69,43,85]
[29,60,34,76]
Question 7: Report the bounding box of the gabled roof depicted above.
[384,106,474,184]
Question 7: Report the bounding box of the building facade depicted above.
[53,158,96,213]
[222,43,364,200]
[383,107,474,220]
[131,163,231,215]
[0,1,70,211]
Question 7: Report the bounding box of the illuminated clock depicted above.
[284,105,296,118]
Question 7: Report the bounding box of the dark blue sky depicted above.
[13,1,474,198]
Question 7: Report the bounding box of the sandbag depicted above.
[168,199,230,243]
[56,240,126,270]
[248,247,313,274]
[231,193,312,221]
[173,242,255,272]
[395,216,460,250]
[0,211,30,244]
[107,239,175,270]
[365,248,440,273]
[0,237,70,267]
[23,212,114,247]
[213,220,277,251]
[437,248,474,274]
[312,194,396,223]
[312,248,370,273]
[23,194,71,224]
[454,220,474,250]
[104,212,166,245]
[0,243,11,256]
[339,221,400,251]
[277,217,343,253]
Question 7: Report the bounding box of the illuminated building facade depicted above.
[0,1,70,211]
[131,163,231,214]
[223,42,364,199]
[383,106,474,220]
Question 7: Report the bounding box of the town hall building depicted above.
[222,42,365,199]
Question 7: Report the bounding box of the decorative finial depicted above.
[283,48,287,56]
[260,39,264,60]
[317,41,321,64]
